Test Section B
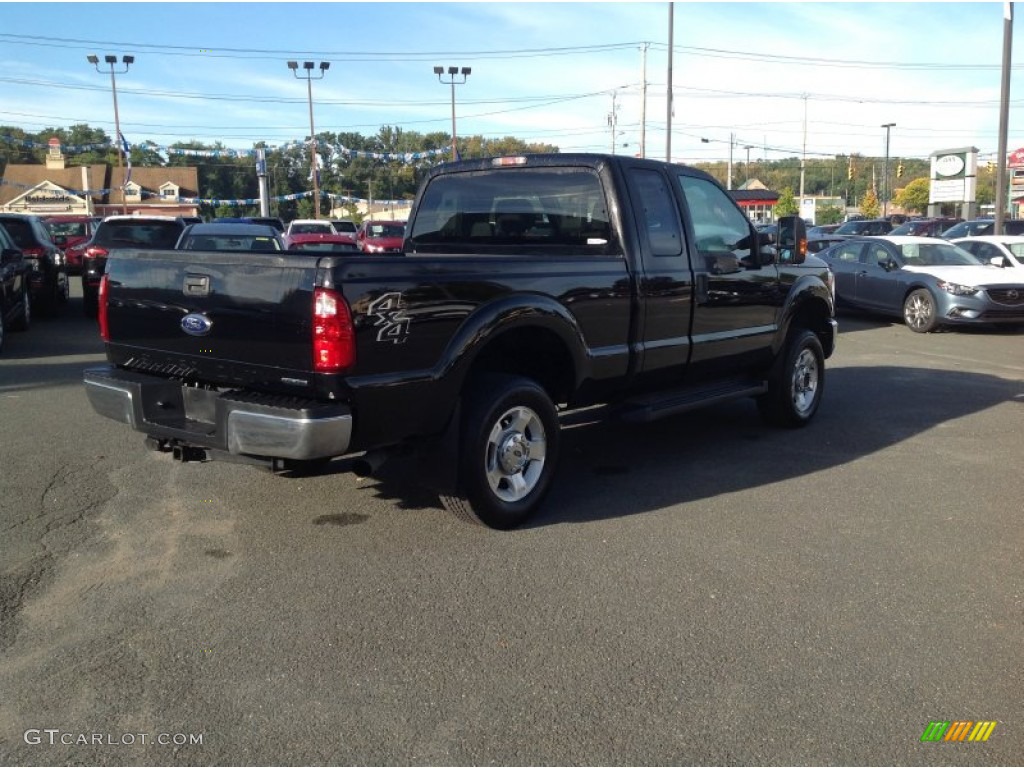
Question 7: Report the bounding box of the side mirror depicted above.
[990,256,1008,268]
[776,216,807,264]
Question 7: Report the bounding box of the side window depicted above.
[833,243,861,262]
[974,243,998,261]
[677,175,753,264]
[870,245,890,266]
[630,169,682,257]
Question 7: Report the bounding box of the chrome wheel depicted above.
[484,405,548,503]
[904,289,937,333]
[790,347,820,417]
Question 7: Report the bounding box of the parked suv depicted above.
[940,218,1024,239]
[42,215,100,275]
[0,213,69,316]
[0,224,31,352]
[82,216,187,315]
[832,218,894,237]
[888,217,962,238]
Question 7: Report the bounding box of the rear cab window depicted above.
[407,167,619,256]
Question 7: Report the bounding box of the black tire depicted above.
[57,272,70,304]
[757,328,825,428]
[439,374,560,530]
[903,288,938,333]
[10,286,30,332]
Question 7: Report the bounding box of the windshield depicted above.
[898,242,984,267]
[47,221,88,237]
[181,235,281,251]
[291,223,333,235]
[366,224,404,238]
[834,221,871,235]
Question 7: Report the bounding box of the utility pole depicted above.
[666,2,674,162]
[996,2,1013,232]
[727,132,734,189]
[87,54,134,215]
[881,122,895,217]
[799,94,808,200]
[434,66,471,162]
[288,60,330,219]
[639,42,648,159]
[607,91,619,154]
[256,148,270,217]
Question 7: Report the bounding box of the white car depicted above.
[950,235,1024,272]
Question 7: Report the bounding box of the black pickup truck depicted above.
[83,154,836,528]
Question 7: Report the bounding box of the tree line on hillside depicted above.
[2,124,995,220]
[0,124,560,220]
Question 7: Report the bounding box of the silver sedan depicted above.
[818,235,1024,332]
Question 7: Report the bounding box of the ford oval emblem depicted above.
[181,313,213,336]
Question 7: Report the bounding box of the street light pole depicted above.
[434,66,471,161]
[87,54,134,215]
[288,60,330,219]
[881,122,896,217]
[744,145,753,183]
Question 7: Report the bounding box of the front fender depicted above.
[776,273,837,358]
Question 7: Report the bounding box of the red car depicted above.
[284,232,359,253]
[356,220,405,254]
[43,215,100,275]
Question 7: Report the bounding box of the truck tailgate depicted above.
[104,249,322,391]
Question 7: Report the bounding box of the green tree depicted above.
[775,187,799,216]
[893,177,930,214]
[859,188,881,218]
[816,205,845,225]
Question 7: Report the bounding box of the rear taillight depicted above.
[98,274,110,341]
[313,287,355,372]
[85,245,109,260]
[21,247,44,259]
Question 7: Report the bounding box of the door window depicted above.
[677,176,753,260]
[630,169,682,257]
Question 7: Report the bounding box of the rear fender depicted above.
[441,293,591,398]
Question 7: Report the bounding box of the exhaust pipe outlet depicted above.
[171,445,207,463]
[352,450,387,478]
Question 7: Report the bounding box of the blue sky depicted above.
[0,1,1021,165]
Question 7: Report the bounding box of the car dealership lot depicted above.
[1,287,1022,766]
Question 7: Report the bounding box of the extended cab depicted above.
[83,154,836,528]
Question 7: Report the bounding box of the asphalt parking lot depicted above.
[1,287,1022,766]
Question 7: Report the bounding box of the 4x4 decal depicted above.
[368,292,411,344]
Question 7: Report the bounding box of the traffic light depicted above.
[896,162,904,179]
[847,159,853,180]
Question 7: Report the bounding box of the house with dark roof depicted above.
[728,179,780,223]
[1,138,200,217]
